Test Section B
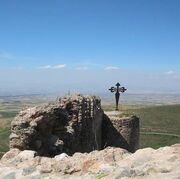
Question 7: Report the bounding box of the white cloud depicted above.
[75,66,88,70]
[53,64,66,69]
[104,66,120,70]
[39,64,66,69]
[164,70,180,79]
[164,70,175,75]
[39,65,52,69]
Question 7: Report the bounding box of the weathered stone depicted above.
[9,133,19,140]
[102,113,139,152]
[39,157,54,173]
[27,175,41,179]
[54,153,69,161]
[1,148,21,162]
[2,172,16,179]
[9,95,104,156]
[1,145,180,178]
[9,94,140,157]
[17,150,37,161]
[22,166,36,176]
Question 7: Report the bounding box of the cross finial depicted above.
[116,82,120,87]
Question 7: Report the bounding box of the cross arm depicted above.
[109,87,116,93]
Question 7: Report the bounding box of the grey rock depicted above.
[9,133,19,140]
[17,150,37,161]
[28,175,41,179]
[22,166,36,176]
[54,153,69,161]
[0,145,180,178]
[2,172,16,179]
[1,148,21,162]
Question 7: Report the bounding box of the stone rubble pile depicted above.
[0,144,180,179]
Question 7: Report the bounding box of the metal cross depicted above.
[109,82,127,111]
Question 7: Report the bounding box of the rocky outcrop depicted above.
[10,95,103,156]
[1,144,180,179]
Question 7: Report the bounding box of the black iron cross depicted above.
[109,82,127,110]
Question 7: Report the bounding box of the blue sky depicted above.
[0,0,180,94]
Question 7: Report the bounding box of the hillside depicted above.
[129,105,180,148]
[102,104,180,149]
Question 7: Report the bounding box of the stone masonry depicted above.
[102,113,139,152]
[9,94,139,157]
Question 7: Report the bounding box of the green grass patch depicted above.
[129,104,180,135]
[127,104,180,148]
[0,127,10,158]
[0,111,17,118]
[96,173,109,179]
[140,133,180,149]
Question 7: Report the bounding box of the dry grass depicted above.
[0,118,11,128]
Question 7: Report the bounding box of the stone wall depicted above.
[9,94,139,156]
[102,114,139,152]
[10,95,103,156]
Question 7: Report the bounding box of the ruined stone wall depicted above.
[10,95,103,156]
[9,94,139,157]
[102,115,139,152]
